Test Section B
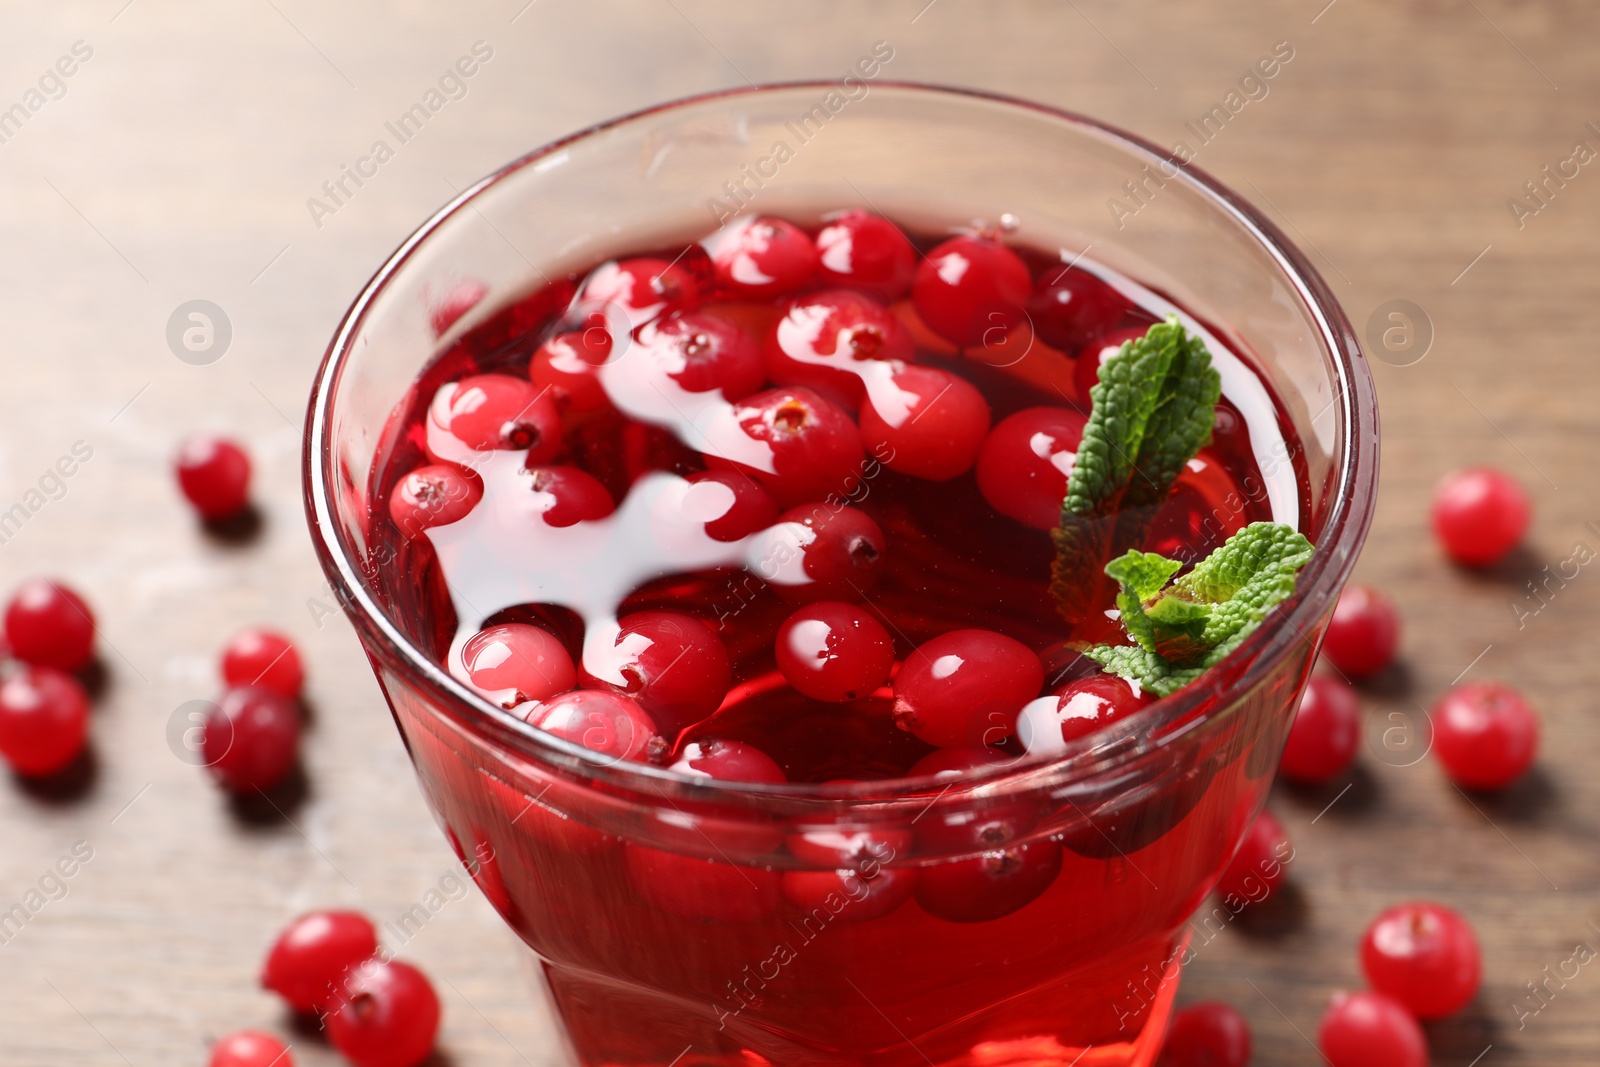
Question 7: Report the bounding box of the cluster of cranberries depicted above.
[0,578,97,777]
[200,628,307,795]
[209,910,441,1067]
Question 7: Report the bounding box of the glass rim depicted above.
[304,80,1379,808]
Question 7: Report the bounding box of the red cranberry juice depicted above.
[367,212,1309,1065]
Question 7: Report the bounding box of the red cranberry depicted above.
[815,210,916,300]
[429,374,562,461]
[1362,901,1481,1019]
[764,289,914,408]
[531,325,612,412]
[524,465,615,527]
[975,406,1087,529]
[325,959,440,1067]
[209,1030,294,1067]
[577,257,700,327]
[176,435,252,521]
[1321,585,1399,679]
[202,686,301,793]
[907,747,1032,855]
[782,864,916,922]
[428,278,488,336]
[0,665,89,777]
[461,623,576,707]
[762,504,887,604]
[1317,991,1428,1067]
[3,578,95,671]
[893,629,1043,747]
[909,745,1017,779]
[1026,265,1130,352]
[1158,1001,1252,1067]
[860,365,991,481]
[683,471,778,541]
[523,689,658,763]
[1014,674,1152,754]
[707,216,818,298]
[221,629,304,699]
[1215,809,1290,903]
[722,386,865,507]
[261,910,379,1013]
[1431,681,1539,790]
[915,839,1062,923]
[775,602,894,702]
[581,611,730,735]
[1073,325,1153,403]
[632,311,765,400]
[1280,675,1361,784]
[388,464,483,538]
[910,234,1031,348]
[671,737,786,784]
[660,738,786,854]
[623,844,781,921]
[1431,467,1530,567]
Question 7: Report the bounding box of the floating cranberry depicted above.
[764,288,913,408]
[683,471,778,542]
[632,311,765,400]
[176,435,252,522]
[1431,681,1538,790]
[429,374,562,461]
[1317,991,1428,1067]
[1215,809,1290,903]
[325,959,441,1067]
[209,1031,295,1067]
[1361,901,1481,1019]
[1014,674,1152,755]
[1026,265,1130,352]
[221,628,304,699]
[893,630,1043,747]
[723,386,865,506]
[577,257,700,327]
[660,738,786,854]
[1431,467,1530,567]
[261,910,379,1013]
[1321,585,1399,679]
[775,601,895,702]
[915,839,1062,923]
[461,623,576,707]
[815,210,916,300]
[1158,1001,1252,1067]
[202,686,301,794]
[428,278,488,336]
[388,464,482,538]
[3,578,95,671]
[672,738,786,785]
[975,406,1087,529]
[0,665,89,777]
[581,611,730,735]
[531,325,612,413]
[763,504,887,604]
[860,365,991,481]
[910,234,1031,348]
[524,465,615,527]
[1280,675,1361,784]
[707,216,818,298]
[523,689,658,763]
[623,844,781,922]
[1073,325,1154,404]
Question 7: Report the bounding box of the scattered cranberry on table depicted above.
[324,958,441,1067]
[1320,584,1400,680]
[1157,1001,1252,1067]
[3,578,96,672]
[221,628,304,699]
[263,910,380,1013]
[1317,990,1429,1067]
[1431,681,1539,790]
[0,664,90,777]
[176,435,253,522]
[1215,809,1291,903]
[208,1030,295,1067]
[1361,901,1481,1019]
[1431,467,1530,567]
[201,686,301,793]
[1279,674,1362,784]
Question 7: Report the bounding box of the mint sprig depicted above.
[1050,315,1222,621]
[1081,522,1315,696]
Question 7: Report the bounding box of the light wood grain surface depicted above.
[1,1,1597,1063]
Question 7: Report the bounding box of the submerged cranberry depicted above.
[775,601,895,702]
[523,466,615,527]
[202,686,301,793]
[859,365,991,481]
[4,578,95,671]
[975,406,1087,529]
[262,910,379,1013]
[523,689,657,763]
[632,311,765,400]
[1014,674,1152,754]
[325,959,440,1067]
[764,288,913,408]
[762,504,887,604]
[672,737,786,784]
[388,464,482,537]
[577,257,700,327]
[1280,675,1361,784]
[815,210,916,300]
[623,844,782,922]
[722,386,865,506]
[1431,681,1539,790]
[783,863,917,922]
[1432,467,1530,567]
[894,630,1043,747]
[1026,265,1130,352]
[1361,901,1481,1020]
[221,628,304,698]
[707,216,818,298]
[1321,585,1399,679]
[682,471,779,542]
[1317,991,1427,1067]
[176,435,252,521]
[461,623,576,707]
[911,234,1031,348]
[915,840,1063,923]
[0,665,89,777]
[531,325,612,412]
[209,1031,295,1067]
[581,611,731,735]
[429,374,562,461]
[1158,1002,1252,1067]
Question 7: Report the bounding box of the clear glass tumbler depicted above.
[305,83,1378,1067]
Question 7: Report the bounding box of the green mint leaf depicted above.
[1050,315,1222,621]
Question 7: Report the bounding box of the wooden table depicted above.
[1,1,1595,1063]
